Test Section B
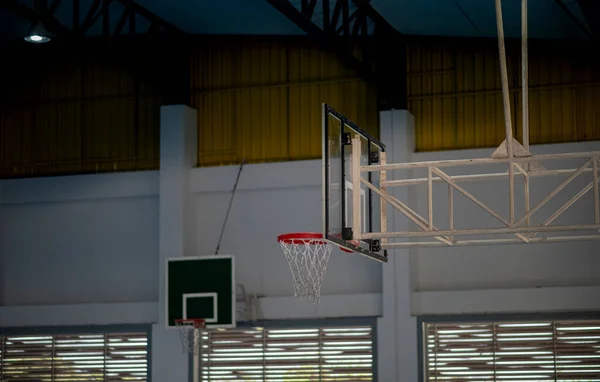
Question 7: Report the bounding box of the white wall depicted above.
[0,159,383,310]
[192,160,382,298]
[1,104,599,382]
[0,172,159,306]
[0,105,381,382]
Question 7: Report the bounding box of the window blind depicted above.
[425,319,600,382]
[0,331,148,381]
[201,325,374,381]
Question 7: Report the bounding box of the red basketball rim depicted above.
[277,232,353,253]
[174,318,206,328]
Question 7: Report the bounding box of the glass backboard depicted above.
[322,104,387,262]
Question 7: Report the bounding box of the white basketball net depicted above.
[175,320,205,355]
[279,238,333,306]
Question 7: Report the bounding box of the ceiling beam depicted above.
[113,0,184,36]
[351,0,397,34]
[553,0,592,39]
[264,0,407,110]
[0,0,71,36]
[0,0,186,39]
[576,0,600,38]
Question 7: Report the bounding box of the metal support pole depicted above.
[594,158,599,224]
[524,174,531,226]
[509,163,515,223]
[428,167,433,230]
[193,328,202,382]
[522,0,530,151]
[495,0,516,223]
[495,0,515,158]
[448,185,454,241]
[352,135,362,240]
[380,152,388,245]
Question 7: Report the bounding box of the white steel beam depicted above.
[383,235,600,249]
[361,224,600,239]
[362,151,600,172]
[382,167,598,187]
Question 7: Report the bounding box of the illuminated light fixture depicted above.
[24,20,52,43]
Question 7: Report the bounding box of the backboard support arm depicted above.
[355,154,600,249]
[322,0,600,256]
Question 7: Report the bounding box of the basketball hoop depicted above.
[278,232,351,307]
[174,319,206,354]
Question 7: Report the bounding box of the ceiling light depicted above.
[24,21,52,43]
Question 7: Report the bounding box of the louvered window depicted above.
[0,330,149,381]
[201,325,374,381]
[425,319,600,382]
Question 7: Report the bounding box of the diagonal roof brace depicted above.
[265,0,407,110]
[0,0,186,39]
[0,0,71,36]
[576,0,600,38]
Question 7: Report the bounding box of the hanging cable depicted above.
[214,160,245,255]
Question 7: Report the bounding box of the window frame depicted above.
[417,312,600,382]
[0,323,153,382]
[192,317,379,382]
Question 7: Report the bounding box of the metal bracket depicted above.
[369,239,381,252]
[342,227,354,240]
[342,132,352,146]
[370,150,380,164]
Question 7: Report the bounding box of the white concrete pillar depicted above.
[153,105,198,382]
[0,212,4,306]
[0,183,5,306]
[377,109,419,382]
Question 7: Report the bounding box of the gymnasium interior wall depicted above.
[3,139,597,309]
[1,36,600,382]
[2,37,598,178]
[0,172,159,308]
[1,107,599,381]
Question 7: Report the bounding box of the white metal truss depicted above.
[355,145,600,248]
[351,0,600,249]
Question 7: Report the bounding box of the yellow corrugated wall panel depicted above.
[288,80,377,159]
[0,51,160,178]
[408,39,600,152]
[195,87,290,165]
[515,49,600,145]
[192,40,378,166]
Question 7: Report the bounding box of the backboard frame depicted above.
[322,103,388,263]
[166,254,236,329]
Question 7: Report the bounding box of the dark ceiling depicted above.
[0,0,594,41]
[1,0,597,111]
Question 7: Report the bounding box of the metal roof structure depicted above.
[0,0,596,111]
[0,0,594,40]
